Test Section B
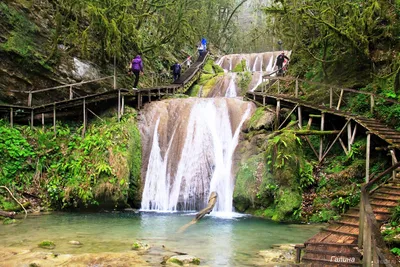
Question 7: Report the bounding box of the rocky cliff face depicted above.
[0,1,112,106]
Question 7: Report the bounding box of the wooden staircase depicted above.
[302,181,400,266]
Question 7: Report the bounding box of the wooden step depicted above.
[304,249,361,257]
[330,220,359,227]
[371,195,400,201]
[305,242,357,247]
[321,228,358,237]
[375,189,400,196]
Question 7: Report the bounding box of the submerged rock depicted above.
[166,255,200,265]
[131,241,150,251]
[258,244,296,264]
[68,240,82,246]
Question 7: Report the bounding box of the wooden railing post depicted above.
[295,78,299,98]
[10,108,13,128]
[370,95,375,114]
[329,88,333,108]
[366,133,371,183]
[53,104,56,134]
[336,89,344,110]
[275,99,281,130]
[113,55,117,90]
[28,92,32,107]
[358,188,365,248]
[69,86,73,100]
[117,89,121,122]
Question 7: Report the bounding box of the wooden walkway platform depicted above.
[246,77,400,266]
[302,179,400,266]
[246,91,400,150]
[0,51,209,126]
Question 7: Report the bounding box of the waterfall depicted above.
[140,52,292,214]
[140,98,254,212]
[225,73,237,97]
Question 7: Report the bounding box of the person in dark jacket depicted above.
[171,62,181,81]
[276,52,289,74]
[130,55,144,89]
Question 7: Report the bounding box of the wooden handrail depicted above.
[262,76,400,105]
[358,161,400,266]
[26,76,114,94]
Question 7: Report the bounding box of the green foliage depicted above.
[247,107,266,129]
[299,161,315,189]
[38,240,55,249]
[309,209,336,223]
[392,205,400,223]
[331,193,360,214]
[390,247,400,256]
[0,108,142,210]
[232,59,247,72]
[237,72,252,95]
[0,121,35,189]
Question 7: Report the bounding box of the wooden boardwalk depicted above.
[246,79,400,265]
[0,51,209,126]
[302,179,400,266]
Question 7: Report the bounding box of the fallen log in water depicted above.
[0,209,16,218]
[177,192,218,233]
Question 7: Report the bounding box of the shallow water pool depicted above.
[0,212,322,266]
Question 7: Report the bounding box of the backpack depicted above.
[173,64,181,74]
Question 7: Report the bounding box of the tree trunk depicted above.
[0,209,16,218]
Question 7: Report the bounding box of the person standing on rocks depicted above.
[130,55,144,90]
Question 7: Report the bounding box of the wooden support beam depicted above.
[278,104,298,130]
[41,113,45,130]
[158,88,161,100]
[10,108,13,128]
[339,137,349,155]
[69,86,73,100]
[121,96,125,116]
[118,89,121,122]
[295,78,299,98]
[390,150,398,180]
[350,124,357,145]
[148,89,151,103]
[366,133,371,183]
[309,114,321,118]
[293,130,339,136]
[320,119,351,163]
[319,113,325,161]
[263,96,265,106]
[306,117,313,130]
[347,121,352,152]
[304,136,319,159]
[275,100,281,131]
[28,92,32,107]
[370,95,375,114]
[298,106,302,128]
[53,104,56,134]
[336,89,344,110]
[329,88,333,108]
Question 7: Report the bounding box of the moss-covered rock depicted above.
[38,240,55,249]
[166,255,200,266]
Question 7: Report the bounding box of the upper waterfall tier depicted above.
[217,51,291,72]
[139,98,255,212]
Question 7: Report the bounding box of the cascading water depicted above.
[140,51,290,215]
[140,98,254,213]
